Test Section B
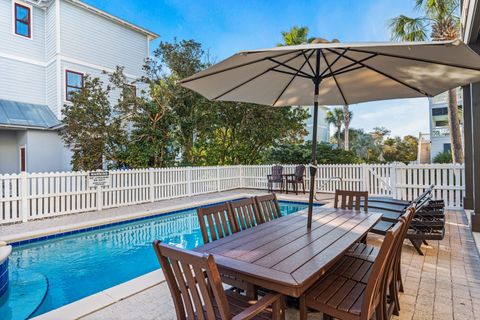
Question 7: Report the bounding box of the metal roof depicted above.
[0,100,61,130]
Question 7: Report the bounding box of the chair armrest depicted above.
[231,293,284,320]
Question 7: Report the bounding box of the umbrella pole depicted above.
[307,76,321,229]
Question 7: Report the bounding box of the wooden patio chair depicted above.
[299,220,404,320]
[285,165,306,195]
[254,193,282,223]
[334,190,369,211]
[344,207,416,319]
[229,197,263,231]
[196,203,237,244]
[196,203,256,296]
[153,241,285,320]
[267,165,284,193]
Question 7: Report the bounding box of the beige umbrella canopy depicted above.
[179,40,480,227]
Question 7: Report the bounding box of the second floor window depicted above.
[14,3,31,38]
[66,70,84,101]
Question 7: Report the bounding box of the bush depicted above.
[433,151,453,164]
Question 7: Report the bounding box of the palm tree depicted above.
[278,26,312,46]
[343,105,352,150]
[326,107,344,148]
[389,0,464,164]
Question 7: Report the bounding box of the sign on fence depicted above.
[88,171,110,188]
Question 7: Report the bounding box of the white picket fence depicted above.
[0,163,464,224]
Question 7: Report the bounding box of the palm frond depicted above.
[389,15,428,41]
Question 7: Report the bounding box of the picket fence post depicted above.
[187,167,193,197]
[362,164,369,192]
[97,186,103,211]
[149,168,155,202]
[216,166,221,192]
[239,165,244,188]
[20,172,29,222]
[390,163,397,199]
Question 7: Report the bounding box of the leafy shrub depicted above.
[433,151,453,164]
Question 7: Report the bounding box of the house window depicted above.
[435,120,448,127]
[14,3,31,38]
[124,84,136,99]
[432,107,448,116]
[443,143,451,154]
[65,70,84,101]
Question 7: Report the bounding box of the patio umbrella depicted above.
[179,39,480,228]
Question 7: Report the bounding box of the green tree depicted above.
[266,142,361,164]
[389,0,463,164]
[61,76,124,170]
[108,67,176,168]
[326,107,344,148]
[349,129,379,162]
[383,135,418,163]
[343,105,352,150]
[144,39,210,165]
[278,26,311,46]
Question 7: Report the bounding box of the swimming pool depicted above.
[0,200,312,319]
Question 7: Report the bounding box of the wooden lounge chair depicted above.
[229,198,263,231]
[299,220,404,320]
[334,190,369,211]
[285,165,306,195]
[254,193,282,223]
[267,165,284,193]
[153,240,285,320]
[345,207,416,319]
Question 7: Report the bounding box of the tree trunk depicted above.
[447,89,464,164]
[337,126,342,149]
[343,105,350,151]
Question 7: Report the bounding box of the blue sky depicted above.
[84,0,430,138]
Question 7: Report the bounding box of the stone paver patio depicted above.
[77,209,480,320]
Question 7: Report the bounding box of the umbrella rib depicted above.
[321,50,348,105]
[179,50,299,84]
[346,47,480,72]
[302,50,315,76]
[323,65,365,78]
[326,48,431,97]
[270,68,314,79]
[267,57,313,78]
[211,51,308,100]
[272,50,316,106]
[321,53,377,78]
[319,49,348,77]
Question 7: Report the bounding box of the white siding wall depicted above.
[0,130,19,173]
[0,0,45,61]
[59,0,148,76]
[0,57,46,104]
[45,61,58,116]
[45,0,57,61]
[25,130,69,172]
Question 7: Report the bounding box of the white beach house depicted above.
[0,0,158,174]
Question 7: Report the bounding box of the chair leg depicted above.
[302,181,305,194]
[295,182,298,195]
[272,296,285,320]
[299,296,308,320]
[410,238,424,255]
[397,267,404,293]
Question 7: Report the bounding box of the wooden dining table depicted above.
[194,206,382,298]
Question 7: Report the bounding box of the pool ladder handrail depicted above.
[314,176,343,201]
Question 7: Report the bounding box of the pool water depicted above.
[0,200,310,319]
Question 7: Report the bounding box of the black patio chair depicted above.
[285,165,306,195]
[267,165,284,193]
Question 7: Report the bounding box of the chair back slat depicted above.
[255,193,282,223]
[271,165,284,179]
[294,165,305,181]
[197,203,237,244]
[362,220,404,319]
[153,241,231,320]
[334,189,368,211]
[229,198,262,231]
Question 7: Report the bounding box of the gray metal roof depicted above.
[0,100,61,129]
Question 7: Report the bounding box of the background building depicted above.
[0,0,158,173]
[302,105,330,143]
[428,88,463,161]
